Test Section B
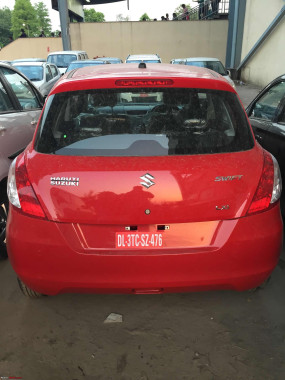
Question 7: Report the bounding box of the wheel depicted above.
[0,191,9,260]
[17,278,43,298]
[248,276,271,292]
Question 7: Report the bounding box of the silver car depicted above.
[170,57,236,89]
[125,54,162,63]
[0,63,43,258]
[12,62,61,98]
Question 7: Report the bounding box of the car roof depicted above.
[48,51,86,55]
[126,54,160,60]
[12,62,47,67]
[12,58,46,62]
[52,63,234,95]
[69,59,103,64]
[96,57,122,61]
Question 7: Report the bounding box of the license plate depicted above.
[116,232,163,249]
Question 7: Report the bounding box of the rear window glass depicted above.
[66,62,104,72]
[14,65,43,81]
[35,88,253,156]
[126,60,161,63]
[47,54,77,68]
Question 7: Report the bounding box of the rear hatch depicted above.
[25,83,261,251]
[26,148,263,225]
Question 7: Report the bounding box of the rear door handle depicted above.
[0,126,6,132]
[31,120,37,126]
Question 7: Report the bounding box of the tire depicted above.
[17,278,43,298]
[0,190,9,260]
[248,276,271,292]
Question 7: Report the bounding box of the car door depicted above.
[44,65,54,96]
[247,79,285,155]
[49,64,61,89]
[0,66,42,161]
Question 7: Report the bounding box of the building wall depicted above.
[0,20,228,65]
[70,20,228,63]
[0,37,63,61]
[241,0,285,87]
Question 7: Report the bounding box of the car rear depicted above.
[6,64,283,295]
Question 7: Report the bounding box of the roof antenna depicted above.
[138,62,147,69]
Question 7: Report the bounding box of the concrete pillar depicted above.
[58,0,71,51]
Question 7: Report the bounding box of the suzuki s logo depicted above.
[140,173,155,188]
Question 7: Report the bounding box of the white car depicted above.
[171,57,236,89]
[125,54,162,63]
[12,62,61,98]
[47,51,88,75]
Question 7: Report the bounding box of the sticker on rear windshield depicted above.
[50,177,79,186]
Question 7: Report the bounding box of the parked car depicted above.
[94,57,123,64]
[0,63,43,258]
[6,63,282,297]
[12,58,46,63]
[126,54,162,63]
[246,73,285,212]
[171,57,236,89]
[12,62,61,98]
[66,59,111,73]
[0,60,12,65]
[47,51,88,75]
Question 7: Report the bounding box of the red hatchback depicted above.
[6,64,283,297]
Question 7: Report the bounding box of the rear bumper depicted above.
[7,205,283,295]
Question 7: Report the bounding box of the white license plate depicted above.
[116,232,163,249]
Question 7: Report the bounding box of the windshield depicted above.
[35,88,253,157]
[126,60,161,63]
[47,54,77,68]
[66,62,105,72]
[14,65,43,81]
[185,61,227,75]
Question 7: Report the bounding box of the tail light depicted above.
[247,150,282,215]
[7,155,46,219]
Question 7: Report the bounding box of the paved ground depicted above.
[235,82,262,108]
[1,83,285,380]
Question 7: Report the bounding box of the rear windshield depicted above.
[47,54,77,68]
[14,65,43,81]
[185,61,227,75]
[126,60,161,63]
[66,62,104,72]
[35,88,253,156]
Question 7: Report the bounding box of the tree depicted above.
[34,1,52,36]
[0,7,12,47]
[11,0,39,39]
[139,13,150,21]
[174,4,195,20]
[84,8,105,22]
[116,14,130,21]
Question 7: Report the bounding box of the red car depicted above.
[6,63,283,297]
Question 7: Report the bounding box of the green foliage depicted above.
[84,8,105,22]
[139,13,150,21]
[116,14,130,21]
[0,7,12,47]
[34,1,52,36]
[11,0,39,39]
